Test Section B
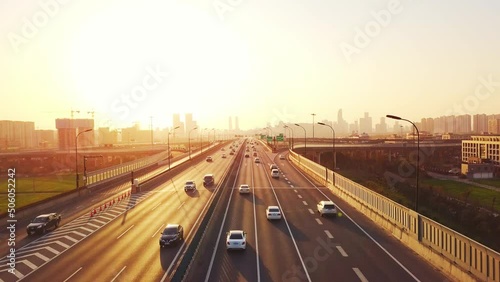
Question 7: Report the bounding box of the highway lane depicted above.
[195,140,451,282]
[204,142,309,282]
[270,150,451,281]
[1,147,236,282]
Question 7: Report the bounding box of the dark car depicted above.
[27,213,61,235]
[206,156,213,162]
[159,224,184,247]
[203,174,215,186]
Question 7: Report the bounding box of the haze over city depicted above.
[1,0,500,130]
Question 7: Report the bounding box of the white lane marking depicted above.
[290,160,421,282]
[302,201,308,206]
[177,202,185,210]
[294,190,298,193]
[110,266,126,282]
[315,218,323,225]
[308,209,314,214]
[151,202,161,211]
[290,185,294,188]
[21,259,37,270]
[285,178,289,181]
[117,225,134,240]
[251,159,261,282]
[324,230,334,239]
[298,194,303,199]
[337,246,348,257]
[353,268,368,282]
[63,267,83,282]
[205,151,246,282]
[152,224,163,238]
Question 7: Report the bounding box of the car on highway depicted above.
[221,148,225,151]
[244,153,250,158]
[26,213,61,235]
[271,169,279,178]
[279,154,285,160]
[254,157,260,163]
[159,224,184,247]
[270,164,278,170]
[239,184,250,194]
[221,153,227,158]
[203,174,215,186]
[226,230,246,250]
[253,152,257,157]
[266,206,282,220]
[317,201,338,217]
[229,151,235,155]
[206,156,213,162]
[184,180,196,192]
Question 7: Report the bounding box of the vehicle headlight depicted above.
[37,225,43,229]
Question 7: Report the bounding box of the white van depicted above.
[271,169,279,178]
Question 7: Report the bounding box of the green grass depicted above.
[421,178,500,210]
[0,174,76,213]
[471,178,500,188]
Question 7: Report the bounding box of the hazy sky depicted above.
[2,0,500,130]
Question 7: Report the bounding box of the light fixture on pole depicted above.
[284,125,294,149]
[294,123,306,157]
[188,126,198,160]
[167,126,180,170]
[387,114,420,212]
[311,113,316,139]
[75,128,93,193]
[318,122,337,171]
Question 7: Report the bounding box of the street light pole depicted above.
[318,122,335,171]
[311,113,316,139]
[294,123,306,157]
[188,126,198,160]
[167,126,180,170]
[75,128,93,192]
[387,114,420,212]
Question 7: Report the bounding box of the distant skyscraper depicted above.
[235,116,239,131]
[359,112,372,134]
[473,114,488,133]
[229,116,233,131]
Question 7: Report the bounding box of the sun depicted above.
[64,1,250,128]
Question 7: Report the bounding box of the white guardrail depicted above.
[288,149,500,282]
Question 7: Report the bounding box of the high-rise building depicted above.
[375,117,387,134]
[55,118,94,149]
[172,113,185,136]
[359,112,372,134]
[336,109,348,135]
[456,114,471,133]
[235,116,240,131]
[0,120,35,149]
[473,114,489,133]
[488,119,500,134]
[229,116,233,131]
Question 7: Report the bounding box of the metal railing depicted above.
[289,149,500,282]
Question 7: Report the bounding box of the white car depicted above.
[266,206,282,220]
[184,180,196,192]
[254,157,260,163]
[279,154,285,160]
[271,169,279,178]
[226,230,246,250]
[222,153,227,158]
[270,164,278,170]
[239,184,250,194]
[317,201,338,217]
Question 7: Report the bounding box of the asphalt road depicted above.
[188,140,452,282]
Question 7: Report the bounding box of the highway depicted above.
[185,140,451,282]
[0,139,452,281]
[0,145,234,282]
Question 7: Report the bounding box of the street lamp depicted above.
[294,123,306,157]
[167,126,180,170]
[201,128,207,153]
[311,113,316,139]
[75,128,93,192]
[318,122,335,172]
[284,125,294,149]
[188,126,198,159]
[387,114,420,212]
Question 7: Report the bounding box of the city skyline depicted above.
[1,1,500,131]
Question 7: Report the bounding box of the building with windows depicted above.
[461,135,500,178]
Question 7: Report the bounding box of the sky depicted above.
[1,0,500,131]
